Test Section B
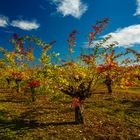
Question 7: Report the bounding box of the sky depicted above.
[0,0,140,60]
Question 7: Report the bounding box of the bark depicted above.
[107,84,112,94]
[105,76,112,94]
[75,106,84,124]
[16,81,20,93]
[6,78,10,85]
[31,87,36,102]
[15,79,22,93]
[73,97,84,124]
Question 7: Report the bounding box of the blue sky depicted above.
[0,0,140,59]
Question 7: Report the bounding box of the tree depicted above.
[53,18,110,124]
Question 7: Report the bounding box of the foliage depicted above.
[0,18,140,125]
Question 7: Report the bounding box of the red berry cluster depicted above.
[72,97,81,107]
[11,72,24,80]
[28,79,40,88]
[97,62,117,73]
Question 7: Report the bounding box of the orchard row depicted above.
[0,18,139,123]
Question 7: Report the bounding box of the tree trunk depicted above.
[15,79,22,93]
[31,87,36,102]
[107,84,112,94]
[6,78,10,85]
[16,81,21,93]
[105,76,112,94]
[74,105,84,124]
[72,97,84,124]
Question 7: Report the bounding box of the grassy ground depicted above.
[0,88,140,140]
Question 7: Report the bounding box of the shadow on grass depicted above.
[119,99,140,129]
[130,100,140,108]
[0,110,9,116]
[0,107,79,131]
[119,99,140,109]
[0,118,79,131]
[0,93,28,103]
[124,100,140,114]
[0,89,13,93]
[0,99,25,103]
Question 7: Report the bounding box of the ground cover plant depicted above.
[0,89,140,139]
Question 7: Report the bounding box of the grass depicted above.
[0,88,140,140]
